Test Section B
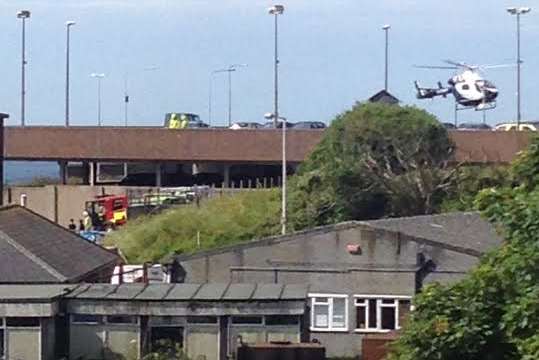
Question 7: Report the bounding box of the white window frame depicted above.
[354,295,412,333]
[309,293,348,332]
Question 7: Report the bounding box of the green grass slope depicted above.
[105,190,281,263]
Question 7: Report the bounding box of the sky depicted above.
[0,0,537,127]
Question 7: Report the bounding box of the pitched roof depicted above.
[170,212,502,263]
[0,205,120,284]
[363,212,503,256]
[368,90,400,104]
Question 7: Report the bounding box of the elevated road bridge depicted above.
[3,127,531,186]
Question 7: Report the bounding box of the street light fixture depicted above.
[506,6,531,128]
[17,10,31,127]
[265,111,288,235]
[65,21,76,127]
[90,73,105,126]
[382,24,391,91]
[268,5,284,128]
[210,64,247,127]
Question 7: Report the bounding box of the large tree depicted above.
[389,136,539,360]
[288,102,455,229]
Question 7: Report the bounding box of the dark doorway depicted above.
[150,326,184,354]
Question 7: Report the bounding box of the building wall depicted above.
[178,224,480,358]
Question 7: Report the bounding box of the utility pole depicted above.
[17,10,30,127]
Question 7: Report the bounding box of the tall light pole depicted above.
[269,5,284,128]
[90,73,105,126]
[65,21,76,127]
[211,64,247,126]
[17,10,30,127]
[124,66,158,126]
[507,7,531,127]
[265,112,287,235]
[382,24,390,91]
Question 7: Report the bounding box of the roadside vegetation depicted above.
[105,190,280,263]
[389,136,539,360]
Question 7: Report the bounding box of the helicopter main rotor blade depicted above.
[413,65,457,70]
[443,59,474,70]
[479,63,517,69]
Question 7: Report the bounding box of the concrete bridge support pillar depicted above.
[89,162,95,186]
[155,162,163,187]
[59,161,68,185]
[223,164,231,188]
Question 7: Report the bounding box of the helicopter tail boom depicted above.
[414,81,451,99]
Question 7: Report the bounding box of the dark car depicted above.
[292,121,327,129]
[457,122,492,130]
[262,121,295,129]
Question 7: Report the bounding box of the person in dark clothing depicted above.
[68,219,77,231]
[79,219,85,232]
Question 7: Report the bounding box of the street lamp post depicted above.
[265,112,287,235]
[268,5,284,128]
[382,24,390,91]
[507,7,531,128]
[17,10,31,127]
[210,64,247,126]
[65,21,76,127]
[268,5,285,234]
[90,73,105,126]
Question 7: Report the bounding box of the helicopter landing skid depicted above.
[474,101,496,111]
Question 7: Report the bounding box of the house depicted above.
[0,283,308,360]
[0,205,120,284]
[167,212,503,358]
[368,89,400,105]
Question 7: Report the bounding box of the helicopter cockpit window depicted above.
[462,84,470,90]
[483,80,495,88]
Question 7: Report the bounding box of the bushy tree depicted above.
[288,102,455,229]
[389,136,539,360]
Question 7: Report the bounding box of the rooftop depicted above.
[0,205,120,283]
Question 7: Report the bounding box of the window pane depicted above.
[265,315,299,326]
[313,304,329,328]
[382,299,395,304]
[107,315,137,324]
[398,300,411,328]
[355,305,366,329]
[332,298,346,328]
[0,329,4,357]
[381,307,396,330]
[314,297,329,303]
[187,316,217,324]
[231,316,263,325]
[368,299,377,328]
[72,314,102,324]
[6,317,40,327]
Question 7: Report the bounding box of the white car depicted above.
[495,122,539,131]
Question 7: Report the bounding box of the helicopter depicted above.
[414,60,510,111]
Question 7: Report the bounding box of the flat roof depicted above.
[65,283,309,302]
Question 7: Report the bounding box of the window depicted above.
[106,315,138,325]
[309,294,348,331]
[231,316,263,325]
[187,316,217,324]
[72,314,103,324]
[5,317,40,327]
[0,327,3,359]
[354,296,411,332]
[265,315,300,326]
[462,84,470,90]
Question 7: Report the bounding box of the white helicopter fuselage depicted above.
[450,70,486,103]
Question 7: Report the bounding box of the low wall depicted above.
[2,185,261,228]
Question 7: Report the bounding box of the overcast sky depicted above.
[0,0,537,127]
